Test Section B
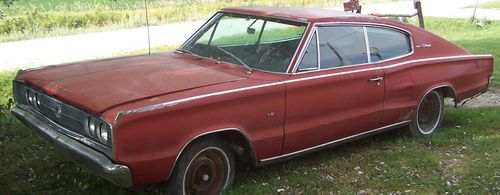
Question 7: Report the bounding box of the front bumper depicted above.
[12,106,133,187]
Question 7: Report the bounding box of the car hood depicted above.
[18,53,245,114]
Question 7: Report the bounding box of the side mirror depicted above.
[247,27,256,35]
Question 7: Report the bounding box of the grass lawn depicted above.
[476,0,500,9]
[0,17,499,194]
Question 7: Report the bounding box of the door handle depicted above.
[369,76,384,86]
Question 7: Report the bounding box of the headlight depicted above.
[87,117,96,136]
[26,89,33,105]
[85,116,112,146]
[35,93,41,109]
[99,123,110,144]
[25,89,41,109]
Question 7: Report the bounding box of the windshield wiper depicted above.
[216,47,253,74]
[175,48,202,59]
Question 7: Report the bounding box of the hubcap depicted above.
[185,149,226,195]
[417,92,441,134]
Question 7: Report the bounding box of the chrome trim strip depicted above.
[116,82,284,123]
[363,26,372,63]
[167,128,256,178]
[286,55,492,84]
[290,25,317,73]
[260,120,411,163]
[116,54,492,122]
[315,22,413,35]
[292,25,318,73]
[315,29,321,70]
[286,22,312,73]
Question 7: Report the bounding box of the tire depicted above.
[409,90,444,137]
[165,137,235,195]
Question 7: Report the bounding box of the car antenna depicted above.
[144,0,151,55]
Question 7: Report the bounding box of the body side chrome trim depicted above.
[115,82,284,123]
[167,128,256,179]
[260,120,411,163]
[286,55,492,84]
[115,54,492,122]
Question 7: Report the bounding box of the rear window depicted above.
[367,27,412,62]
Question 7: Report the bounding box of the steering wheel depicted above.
[259,46,293,65]
[325,42,346,67]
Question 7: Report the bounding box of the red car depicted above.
[12,7,493,194]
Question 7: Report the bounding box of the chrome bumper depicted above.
[486,76,494,91]
[11,106,133,187]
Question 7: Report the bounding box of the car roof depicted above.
[221,6,376,23]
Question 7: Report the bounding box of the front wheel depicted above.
[165,137,235,195]
[409,90,444,136]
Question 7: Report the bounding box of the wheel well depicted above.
[434,86,457,102]
[181,130,257,167]
[436,86,456,99]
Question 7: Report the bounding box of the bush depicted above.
[0,71,15,122]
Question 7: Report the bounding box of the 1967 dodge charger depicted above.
[12,6,493,194]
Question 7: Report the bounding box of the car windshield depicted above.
[179,12,307,73]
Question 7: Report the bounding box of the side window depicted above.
[297,33,318,72]
[367,27,412,62]
[318,26,368,69]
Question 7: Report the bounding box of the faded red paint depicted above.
[17,7,494,186]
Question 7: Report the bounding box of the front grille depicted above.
[13,81,113,158]
[14,81,89,136]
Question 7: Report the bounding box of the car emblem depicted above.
[55,105,62,118]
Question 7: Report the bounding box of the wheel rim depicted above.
[184,148,228,195]
[417,91,442,134]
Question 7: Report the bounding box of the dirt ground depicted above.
[445,89,500,108]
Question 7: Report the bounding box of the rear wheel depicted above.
[409,90,444,136]
[165,137,235,195]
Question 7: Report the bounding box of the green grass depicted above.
[476,0,500,9]
[113,44,180,56]
[1,17,499,194]
[0,0,396,42]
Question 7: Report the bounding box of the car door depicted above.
[282,25,386,154]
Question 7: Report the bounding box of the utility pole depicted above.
[472,0,479,22]
[414,0,425,28]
